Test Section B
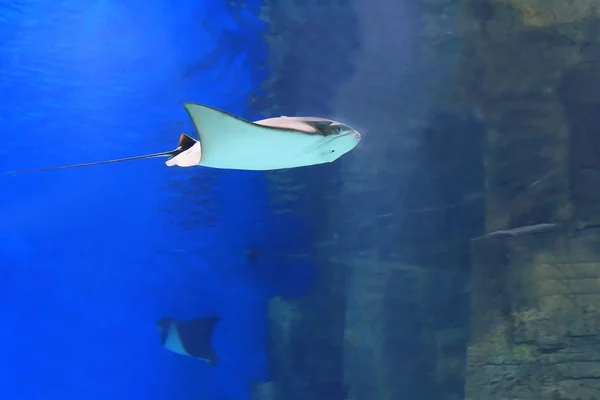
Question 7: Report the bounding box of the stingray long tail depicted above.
[2,133,199,174]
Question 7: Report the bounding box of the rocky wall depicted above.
[257,0,486,399]
[469,225,600,399]
[458,0,600,398]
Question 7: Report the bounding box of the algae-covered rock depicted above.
[458,1,600,397]
[455,0,600,233]
[558,62,600,228]
[467,225,600,399]
[496,0,600,27]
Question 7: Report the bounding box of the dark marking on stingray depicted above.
[303,121,349,137]
[177,316,220,360]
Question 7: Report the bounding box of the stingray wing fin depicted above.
[183,103,318,170]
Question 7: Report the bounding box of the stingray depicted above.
[157,315,220,366]
[3,103,361,174]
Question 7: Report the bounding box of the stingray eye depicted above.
[331,150,335,153]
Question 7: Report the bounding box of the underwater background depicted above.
[1,1,475,399]
[0,1,282,399]
[3,1,599,400]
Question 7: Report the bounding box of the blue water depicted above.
[0,1,311,399]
